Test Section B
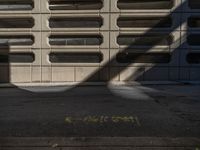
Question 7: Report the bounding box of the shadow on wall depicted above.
[0,47,10,83]
[81,1,188,84]
[0,1,198,87]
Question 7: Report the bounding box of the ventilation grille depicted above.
[188,17,200,27]
[49,0,103,10]
[0,53,34,63]
[117,0,174,10]
[0,18,34,28]
[0,0,199,83]
[117,34,173,46]
[49,17,103,28]
[189,0,200,9]
[117,17,172,28]
[0,35,34,46]
[187,53,200,64]
[0,0,34,11]
[116,52,171,63]
[49,35,102,46]
[49,52,103,63]
[187,34,200,46]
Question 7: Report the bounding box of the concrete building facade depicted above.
[0,0,200,84]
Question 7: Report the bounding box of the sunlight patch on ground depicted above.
[108,84,156,101]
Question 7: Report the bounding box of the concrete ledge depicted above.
[0,81,196,88]
[0,82,107,88]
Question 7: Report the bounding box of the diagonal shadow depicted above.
[0,46,10,83]
[0,1,188,89]
[2,1,200,138]
[62,1,187,92]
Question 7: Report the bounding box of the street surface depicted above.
[0,84,200,137]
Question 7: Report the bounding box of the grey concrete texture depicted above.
[1,137,200,149]
[0,84,200,137]
[1,0,200,84]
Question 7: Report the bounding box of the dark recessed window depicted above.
[189,0,200,9]
[0,18,34,28]
[49,0,103,10]
[117,16,172,28]
[49,35,102,46]
[0,53,35,63]
[49,52,103,63]
[0,0,34,11]
[188,17,200,28]
[0,35,34,46]
[117,0,174,10]
[187,53,200,64]
[117,34,173,46]
[116,52,171,63]
[49,17,103,28]
[187,34,200,46]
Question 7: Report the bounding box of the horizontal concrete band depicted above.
[0,137,200,147]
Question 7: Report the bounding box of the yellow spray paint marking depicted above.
[65,115,141,126]
[65,117,73,124]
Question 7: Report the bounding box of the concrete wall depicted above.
[0,0,199,84]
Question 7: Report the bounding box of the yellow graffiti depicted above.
[64,115,141,126]
[112,116,135,123]
[65,117,73,124]
[83,116,99,123]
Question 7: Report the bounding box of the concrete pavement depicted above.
[1,137,200,150]
[0,84,200,137]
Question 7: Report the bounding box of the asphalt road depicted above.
[0,84,200,137]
